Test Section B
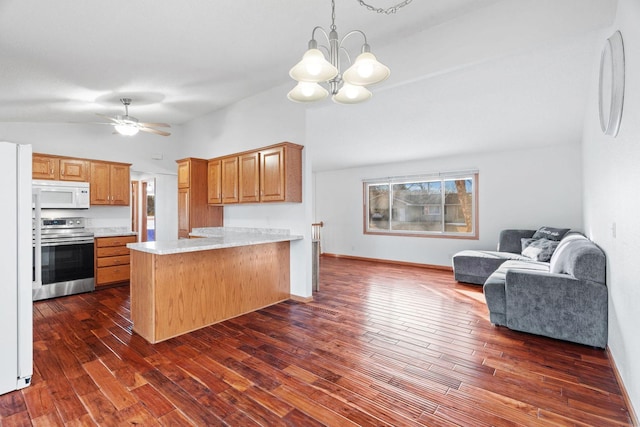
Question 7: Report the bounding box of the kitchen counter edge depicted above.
[127,228,303,255]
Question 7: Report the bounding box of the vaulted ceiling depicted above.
[0,0,618,171]
[0,0,503,124]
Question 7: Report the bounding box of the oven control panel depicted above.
[36,217,86,229]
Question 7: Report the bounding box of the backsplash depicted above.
[34,206,130,230]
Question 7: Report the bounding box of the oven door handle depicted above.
[38,240,95,247]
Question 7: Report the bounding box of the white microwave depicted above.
[32,180,90,209]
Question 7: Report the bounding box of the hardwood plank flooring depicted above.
[0,257,633,426]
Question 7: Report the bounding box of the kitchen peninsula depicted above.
[127,227,303,344]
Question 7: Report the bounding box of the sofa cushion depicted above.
[483,260,550,323]
[532,226,570,241]
[521,238,560,262]
[453,250,530,285]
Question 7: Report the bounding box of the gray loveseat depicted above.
[452,229,607,348]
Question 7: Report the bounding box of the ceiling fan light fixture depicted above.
[115,124,139,136]
[96,98,171,137]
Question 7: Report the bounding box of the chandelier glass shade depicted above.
[287,0,390,104]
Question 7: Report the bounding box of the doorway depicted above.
[131,178,156,242]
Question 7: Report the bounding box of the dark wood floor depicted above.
[0,257,633,426]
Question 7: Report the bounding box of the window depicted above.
[364,171,478,238]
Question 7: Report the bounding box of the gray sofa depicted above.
[452,230,607,348]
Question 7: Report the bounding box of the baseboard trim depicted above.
[290,294,314,303]
[607,346,639,426]
[321,253,453,272]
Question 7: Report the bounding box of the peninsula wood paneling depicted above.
[130,242,290,343]
[129,250,155,342]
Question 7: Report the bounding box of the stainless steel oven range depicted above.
[32,217,95,301]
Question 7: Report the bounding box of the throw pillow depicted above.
[521,238,560,262]
[520,237,537,252]
[532,226,570,241]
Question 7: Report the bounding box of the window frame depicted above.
[363,171,479,240]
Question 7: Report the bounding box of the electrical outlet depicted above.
[611,222,616,238]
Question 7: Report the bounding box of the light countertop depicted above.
[127,227,303,255]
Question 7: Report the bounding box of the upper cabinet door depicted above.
[32,155,59,180]
[221,156,239,204]
[90,161,111,205]
[261,143,302,203]
[109,164,130,206]
[239,152,260,203]
[90,161,130,206]
[260,146,286,202]
[177,161,190,188]
[59,158,89,182]
[207,159,222,205]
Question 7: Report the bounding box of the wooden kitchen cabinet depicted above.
[94,235,137,288]
[239,151,260,203]
[221,156,239,204]
[177,160,190,189]
[208,156,239,205]
[260,143,302,202]
[207,158,222,204]
[207,142,303,205]
[90,161,131,206]
[59,158,90,181]
[32,154,89,181]
[177,187,190,237]
[176,158,223,238]
[32,154,58,180]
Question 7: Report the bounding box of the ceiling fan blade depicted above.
[95,113,119,123]
[139,122,171,128]
[140,127,171,137]
[71,121,117,126]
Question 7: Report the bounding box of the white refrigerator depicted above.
[0,141,33,395]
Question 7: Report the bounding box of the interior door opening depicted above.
[145,179,155,242]
[131,177,156,242]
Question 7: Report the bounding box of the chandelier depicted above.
[287,0,402,104]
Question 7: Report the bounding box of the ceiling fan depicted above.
[96,98,171,136]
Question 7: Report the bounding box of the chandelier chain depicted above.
[356,0,413,14]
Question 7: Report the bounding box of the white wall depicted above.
[0,122,182,239]
[181,85,313,298]
[314,144,583,266]
[582,0,640,417]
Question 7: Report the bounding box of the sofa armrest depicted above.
[504,270,607,347]
[497,229,536,254]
